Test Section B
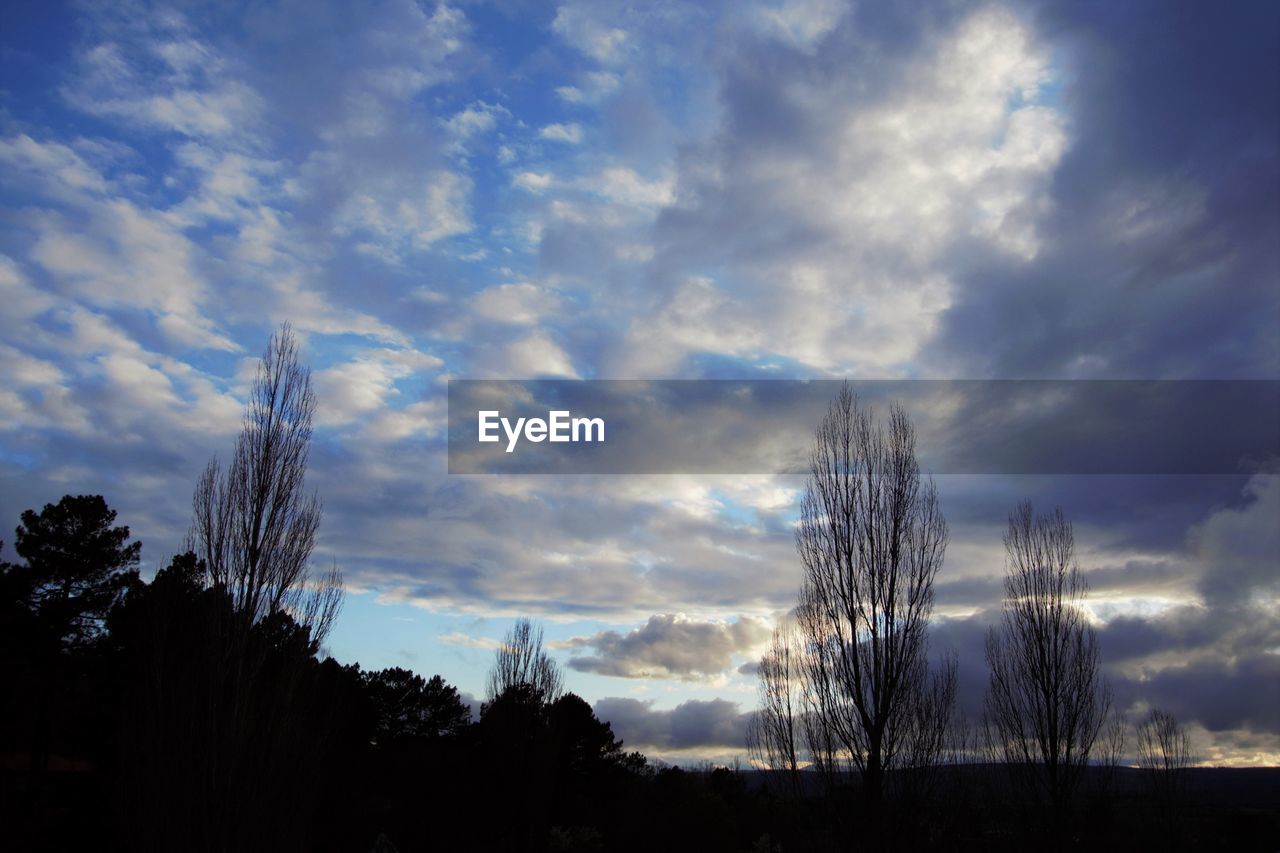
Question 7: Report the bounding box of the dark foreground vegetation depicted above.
[0,538,1276,853]
[2,327,1275,851]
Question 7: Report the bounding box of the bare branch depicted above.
[788,383,953,804]
[187,322,342,644]
[984,501,1108,813]
[487,618,564,704]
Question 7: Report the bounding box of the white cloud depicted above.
[540,122,584,144]
[613,6,1066,376]
[551,4,630,64]
[555,71,621,104]
[438,631,501,651]
[315,347,445,427]
[471,283,560,325]
[63,34,264,142]
[334,169,473,254]
[513,170,555,192]
[443,101,508,154]
[566,614,771,680]
[751,0,847,53]
[594,166,674,207]
[500,332,579,378]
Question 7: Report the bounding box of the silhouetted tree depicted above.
[189,322,341,640]
[747,622,804,798]
[104,325,352,851]
[1137,708,1193,803]
[0,495,140,845]
[793,384,954,805]
[487,617,564,704]
[984,502,1109,816]
[362,667,471,743]
[547,692,646,781]
[110,551,358,852]
[3,494,140,650]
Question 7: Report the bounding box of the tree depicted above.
[1136,708,1193,804]
[3,494,140,651]
[747,622,804,798]
[110,552,356,852]
[984,502,1109,814]
[793,384,953,805]
[362,667,471,742]
[486,617,564,704]
[189,322,341,641]
[547,692,646,780]
[118,323,351,852]
[0,497,140,846]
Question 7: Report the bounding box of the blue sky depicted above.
[1,0,1277,764]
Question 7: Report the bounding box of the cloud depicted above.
[555,71,621,105]
[513,171,555,193]
[608,5,1066,377]
[499,332,579,379]
[594,166,673,207]
[443,101,508,155]
[750,0,847,53]
[0,0,1275,769]
[62,27,265,142]
[313,346,444,427]
[594,697,752,751]
[925,0,1279,379]
[0,134,238,351]
[334,169,473,255]
[551,4,630,64]
[471,283,560,325]
[1189,470,1280,608]
[438,631,501,651]
[540,123,584,145]
[566,614,770,680]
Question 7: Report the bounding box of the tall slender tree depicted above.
[793,383,953,805]
[189,322,341,641]
[984,502,1109,814]
[747,621,804,798]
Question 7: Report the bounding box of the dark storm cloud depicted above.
[928,0,1280,379]
[594,697,753,752]
[1122,654,1280,736]
[932,469,1280,746]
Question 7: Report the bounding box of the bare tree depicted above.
[984,502,1109,814]
[895,652,959,802]
[1136,708,1193,803]
[189,322,342,642]
[1092,707,1129,800]
[487,617,564,703]
[747,621,805,798]
[794,383,952,804]
[116,325,347,850]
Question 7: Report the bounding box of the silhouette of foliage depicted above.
[4,494,140,650]
[363,667,471,743]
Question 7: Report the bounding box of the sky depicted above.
[0,0,1277,765]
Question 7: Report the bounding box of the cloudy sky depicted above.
[1,0,1277,764]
